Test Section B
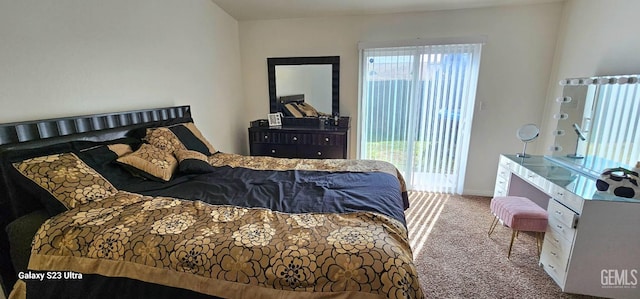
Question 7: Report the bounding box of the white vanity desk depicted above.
[494,154,640,299]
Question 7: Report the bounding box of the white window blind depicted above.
[359,42,482,193]
[584,82,640,170]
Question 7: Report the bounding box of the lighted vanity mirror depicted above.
[549,74,640,177]
[267,56,340,117]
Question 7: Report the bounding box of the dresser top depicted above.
[502,154,640,203]
[249,125,348,132]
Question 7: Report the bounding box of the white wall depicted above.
[239,3,563,195]
[0,0,245,153]
[541,0,640,154]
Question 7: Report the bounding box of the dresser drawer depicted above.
[248,126,349,159]
[313,133,345,146]
[250,144,297,158]
[298,146,344,159]
[282,133,312,145]
[251,131,285,144]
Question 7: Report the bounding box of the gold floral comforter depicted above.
[27,190,424,298]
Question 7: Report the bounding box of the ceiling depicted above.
[211,0,564,21]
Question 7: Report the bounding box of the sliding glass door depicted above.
[359,42,482,193]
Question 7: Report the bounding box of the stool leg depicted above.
[488,216,499,236]
[536,232,544,257]
[507,229,517,259]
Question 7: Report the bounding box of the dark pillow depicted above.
[116,144,178,181]
[5,209,49,274]
[175,149,216,174]
[145,122,216,155]
[76,142,150,189]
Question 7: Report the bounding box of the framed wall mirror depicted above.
[267,56,340,117]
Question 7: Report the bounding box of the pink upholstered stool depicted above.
[488,196,548,258]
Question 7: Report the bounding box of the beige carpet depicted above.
[405,192,599,298]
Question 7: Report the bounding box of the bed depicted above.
[0,106,424,299]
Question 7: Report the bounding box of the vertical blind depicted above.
[359,42,482,193]
[585,82,640,169]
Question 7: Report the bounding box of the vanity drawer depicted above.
[541,237,570,273]
[548,199,578,229]
[521,168,545,190]
[499,155,516,171]
[493,181,507,197]
[494,175,508,196]
[496,164,510,180]
[548,218,576,242]
[550,186,584,213]
[540,253,567,287]
[543,228,573,263]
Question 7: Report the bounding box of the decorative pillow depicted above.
[145,122,216,155]
[77,142,146,188]
[13,153,118,211]
[175,149,216,174]
[106,143,134,157]
[116,143,178,181]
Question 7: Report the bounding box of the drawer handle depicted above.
[555,210,563,216]
[293,136,298,141]
[556,191,564,196]
[317,152,322,156]
[556,224,564,230]
[553,238,560,243]
[264,135,269,139]
[271,149,276,153]
[550,251,558,256]
[548,264,555,270]
[325,137,330,142]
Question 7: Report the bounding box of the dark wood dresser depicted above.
[248,126,349,159]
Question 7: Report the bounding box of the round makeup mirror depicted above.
[516,124,539,158]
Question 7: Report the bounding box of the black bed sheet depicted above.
[75,146,407,226]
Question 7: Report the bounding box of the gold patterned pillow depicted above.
[13,153,118,211]
[117,143,178,181]
[145,122,216,155]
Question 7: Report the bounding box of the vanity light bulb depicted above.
[554,113,569,120]
[617,77,629,84]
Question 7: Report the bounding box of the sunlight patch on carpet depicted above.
[405,191,449,256]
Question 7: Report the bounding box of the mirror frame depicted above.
[267,56,340,116]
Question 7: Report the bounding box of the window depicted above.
[358,41,483,193]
